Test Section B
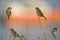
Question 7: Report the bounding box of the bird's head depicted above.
[10,29,14,31]
[8,7,12,9]
[53,28,57,32]
[35,7,39,10]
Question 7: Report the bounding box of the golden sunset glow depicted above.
[5,2,60,25]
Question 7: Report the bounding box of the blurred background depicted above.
[0,0,60,40]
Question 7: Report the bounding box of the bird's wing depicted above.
[36,8,44,17]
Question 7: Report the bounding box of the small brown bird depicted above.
[35,7,47,20]
[10,29,20,38]
[52,27,57,39]
[6,7,12,20]
[10,29,26,40]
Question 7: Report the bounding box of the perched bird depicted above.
[10,29,20,38]
[6,7,12,20]
[10,29,26,40]
[51,27,57,39]
[35,7,47,20]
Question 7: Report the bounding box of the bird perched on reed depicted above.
[6,7,12,20]
[51,27,57,39]
[10,29,26,40]
[35,7,47,20]
[10,28,20,38]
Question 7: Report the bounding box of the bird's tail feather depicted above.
[8,16,10,20]
[44,16,47,20]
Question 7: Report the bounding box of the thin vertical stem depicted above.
[54,38,56,40]
[38,17,43,40]
[26,21,28,40]
[6,20,11,40]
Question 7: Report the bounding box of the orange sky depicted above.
[5,9,60,25]
[52,9,60,23]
